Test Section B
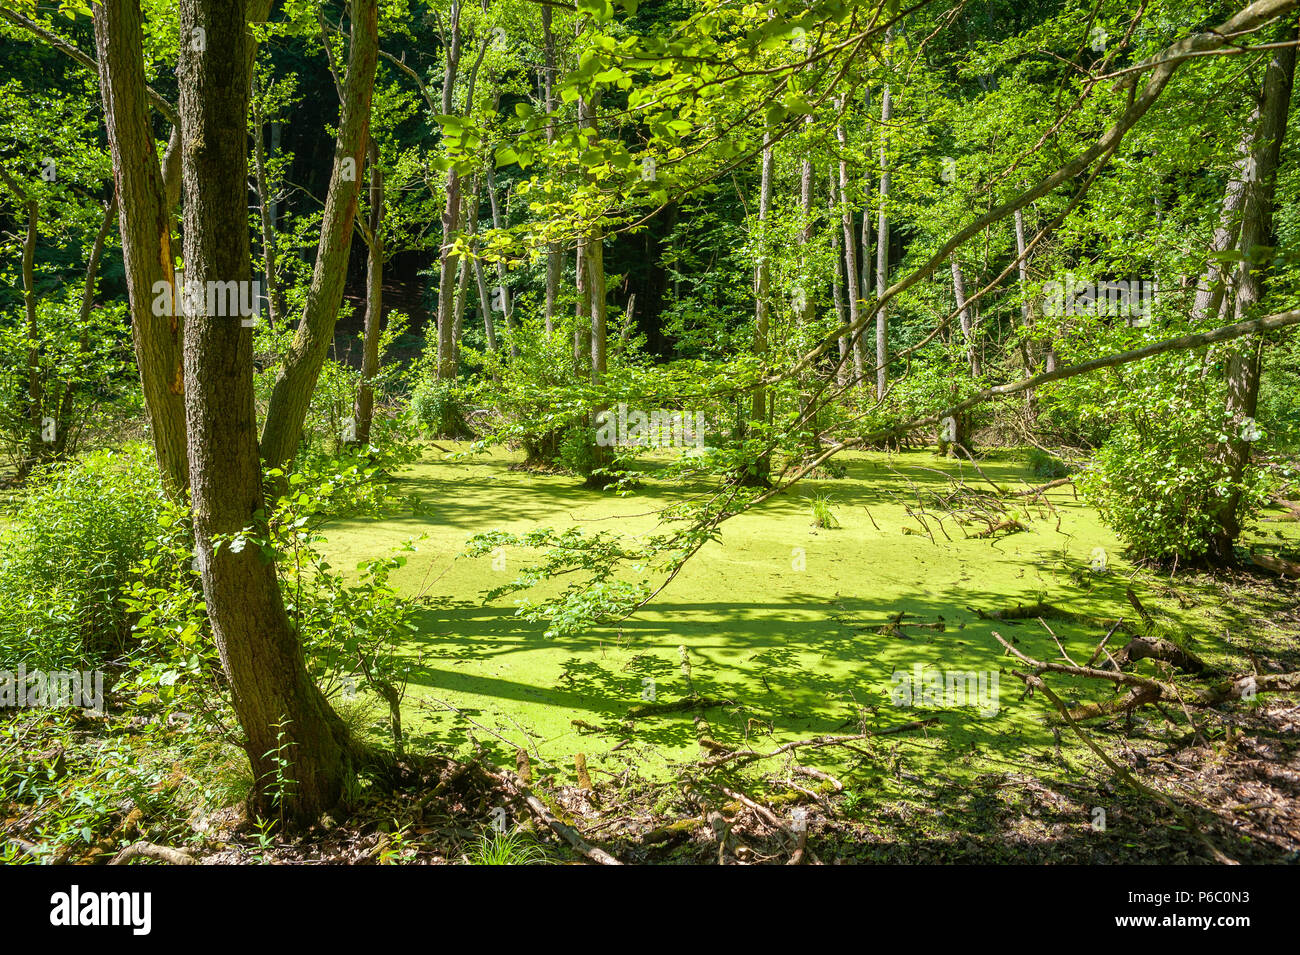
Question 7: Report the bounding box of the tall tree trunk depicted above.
[574,240,591,373]
[748,133,775,485]
[942,256,978,456]
[260,0,378,471]
[179,0,354,825]
[835,111,865,387]
[1209,26,1297,562]
[829,171,849,387]
[466,175,497,352]
[858,88,873,301]
[797,135,818,453]
[353,139,384,446]
[951,256,979,377]
[452,235,471,370]
[485,165,517,356]
[92,0,189,497]
[251,91,283,329]
[541,4,560,338]
[874,81,892,399]
[434,2,464,385]
[580,91,612,484]
[1194,130,1256,323]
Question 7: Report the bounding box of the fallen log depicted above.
[1251,553,1300,579]
[970,519,1026,539]
[975,601,1139,636]
[1111,635,1208,674]
[625,697,735,719]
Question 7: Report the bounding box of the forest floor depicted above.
[6,442,1299,863]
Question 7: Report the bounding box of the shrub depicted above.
[1025,448,1071,480]
[1078,374,1270,564]
[409,375,471,439]
[0,447,165,669]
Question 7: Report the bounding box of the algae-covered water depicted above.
[320,445,1224,794]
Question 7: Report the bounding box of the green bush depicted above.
[0,447,165,669]
[1026,447,1071,480]
[409,375,471,438]
[1078,382,1270,564]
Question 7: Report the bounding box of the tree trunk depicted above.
[829,172,849,387]
[1208,26,1297,562]
[92,0,189,497]
[259,0,378,472]
[747,133,775,486]
[179,0,354,825]
[467,176,497,352]
[874,81,892,399]
[541,5,560,338]
[353,139,384,446]
[797,134,818,453]
[951,256,979,377]
[580,91,612,484]
[251,91,283,329]
[574,237,591,373]
[434,3,463,387]
[485,165,517,357]
[836,112,865,387]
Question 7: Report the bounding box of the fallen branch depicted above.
[700,718,940,770]
[970,519,1026,539]
[1008,476,1073,499]
[109,842,197,866]
[493,771,623,866]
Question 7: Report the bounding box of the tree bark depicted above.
[951,256,979,377]
[747,132,775,485]
[485,165,517,356]
[829,171,849,387]
[92,0,189,497]
[541,5,560,338]
[874,80,892,399]
[1209,25,1297,561]
[178,0,354,824]
[251,89,283,329]
[580,91,612,483]
[467,176,497,352]
[353,139,384,446]
[259,0,378,471]
[434,3,463,384]
[835,112,865,386]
